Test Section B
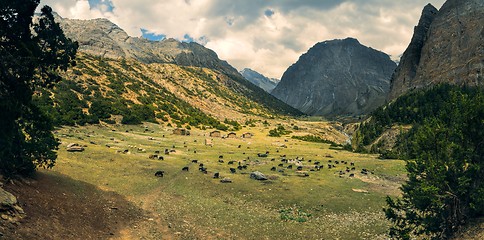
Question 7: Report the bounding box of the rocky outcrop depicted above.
[55,14,239,76]
[249,171,267,181]
[66,143,85,152]
[240,68,279,93]
[271,38,396,116]
[0,187,24,224]
[387,4,438,100]
[388,0,484,100]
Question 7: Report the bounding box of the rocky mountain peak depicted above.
[388,0,483,100]
[240,68,279,93]
[271,38,396,117]
[55,15,240,76]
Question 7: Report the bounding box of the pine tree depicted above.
[0,1,78,176]
[384,88,484,239]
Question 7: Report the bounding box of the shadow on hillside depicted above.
[1,170,144,240]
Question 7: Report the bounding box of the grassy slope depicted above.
[49,122,406,239]
[51,54,300,126]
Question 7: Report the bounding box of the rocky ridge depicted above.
[388,0,483,100]
[55,14,239,76]
[271,38,396,117]
[240,68,279,93]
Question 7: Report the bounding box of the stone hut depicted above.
[173,128,190,136]
[242,132,253,138]
[209,130,221,137]
[227,132,237,138]
[205,138,213,146]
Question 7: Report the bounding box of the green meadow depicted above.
[51,122,406,239]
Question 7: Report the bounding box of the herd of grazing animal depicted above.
[143,130,374,181]
[154,147,370,181]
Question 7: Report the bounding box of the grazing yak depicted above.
[230,168,236,173]
[155,171,164,177]
[213,172,220,178]
[182,166,189,171]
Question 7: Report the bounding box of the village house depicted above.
[242,132,253,138]
[209,130,221,137]
[173,128,190,136]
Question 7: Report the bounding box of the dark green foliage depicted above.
[224,118,241,131]
[268,125,292,137]
[291,135,339,147]
[89,98,112,120]
[383,85,484,239]
[355,84,482,157]
[0,1,77,176]
[279,207,312,222]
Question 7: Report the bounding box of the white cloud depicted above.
[39,0,446,79]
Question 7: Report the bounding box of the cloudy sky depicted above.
[39,0,445,79]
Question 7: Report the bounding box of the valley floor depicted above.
[2,121,407,239]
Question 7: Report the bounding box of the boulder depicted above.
[220,178,232,183]
[250,171,268,181]
[0,188,17,211]
[67,143,85,152]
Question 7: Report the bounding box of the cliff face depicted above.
[388,0,484,100]
[271,38,396,117]
[55,15,240,76]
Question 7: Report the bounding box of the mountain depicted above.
[388,0,484,100]
[54,14,239,77]
[49,14,302,124]
[240,68,279,93]
[271,38,396,117]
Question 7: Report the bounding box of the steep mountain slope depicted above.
[35,54,299,129]
[271,38,396,117]
[50,14,301,122]
[240,68,279,93]
[388,0,484,100]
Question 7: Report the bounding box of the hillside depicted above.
[388,0,483,100]
[34,54,302,130]
[32,14,304,129]
[354,84,484,157]
[271,38,396,117]
[240,68,279,93]
[47,14,301,125]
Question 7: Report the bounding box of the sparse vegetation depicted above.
[291,135,339,147]
[268,125,292,137]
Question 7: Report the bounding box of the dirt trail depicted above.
[1,171,144,240]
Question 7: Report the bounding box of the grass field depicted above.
[49,122,406,239]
